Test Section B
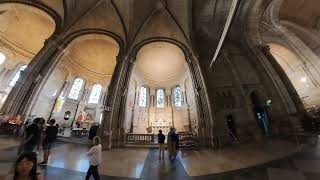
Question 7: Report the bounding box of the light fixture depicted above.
[306,84,310,87]
[0,52,6,65]
[300,77,307,83]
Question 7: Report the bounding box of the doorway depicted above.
[250,92,271,135]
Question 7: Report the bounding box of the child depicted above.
[157,130,165,158]
[85,136,102,180]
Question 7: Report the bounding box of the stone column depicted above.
[186,53,214,147]
[1,35,64,118]
[261,45,305,132]
[100,53,130,149]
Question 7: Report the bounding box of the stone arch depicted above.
[62,29,125,54]
[31,29,121,118]
[105,37,212,148]
[13,29,123,119]
[235,0,307,134]
[0,2,60,115]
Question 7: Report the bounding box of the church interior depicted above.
[0,0,320,179]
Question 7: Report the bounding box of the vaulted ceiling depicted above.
[1,0,319,82]
[30,0,234,50]
[0,3,55,55]
[135,42,187,83]
[64,34,119,76]
[280,0,320,30]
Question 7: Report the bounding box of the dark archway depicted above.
[250,91,271,135]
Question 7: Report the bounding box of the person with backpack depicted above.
[38,119,58,165]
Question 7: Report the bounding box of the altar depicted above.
[150,118,171,134]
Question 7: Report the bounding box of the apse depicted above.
[29,34,119,127]
[0,3,55,110]
[124,42,198,134]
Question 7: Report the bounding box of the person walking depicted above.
[85,136,102,180]
[21,118,42,153]
[157,130,165,158]
[88,122,99,148]
[38,119,58,165]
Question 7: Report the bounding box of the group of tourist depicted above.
[157,127,179,160]
[5,117,103,180]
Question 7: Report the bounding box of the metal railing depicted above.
[125,133,156,144]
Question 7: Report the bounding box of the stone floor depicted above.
[0,136,320,180]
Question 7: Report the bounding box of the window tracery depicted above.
[88,84,102,104]
[156,89,165,108]
[173,86,182,107]
[139,86,147,107]
[68,78,84,100]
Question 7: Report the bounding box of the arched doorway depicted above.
[250,91,271,135]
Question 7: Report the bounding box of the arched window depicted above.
[156,89,165,108]
[0,52,6,65]
[173,86,182,107]
[88,84,103,104]
[9,65,27,87]
[68,78,84,100]
[139,86,147,107]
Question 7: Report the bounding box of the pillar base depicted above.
[198,127,214,148]
[100,128,126,150]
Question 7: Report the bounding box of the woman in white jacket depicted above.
[85,136,102,180]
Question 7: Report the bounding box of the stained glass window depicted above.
[68,78,84,100]
[139,87,147,107]
[88,84,102,104]
[9,65,27,87]
[156,89,165,108]
[53,93,65,113]
[173,86,182,107]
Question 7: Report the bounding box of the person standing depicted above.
[85,136,102,180]
[22,118,42,153]
[171,128,178,160]
[39,119,58,165]
[157,130,165,158]
[88,122,99,148]
[167,127,177,160]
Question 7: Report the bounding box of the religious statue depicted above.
[77,111,86,122]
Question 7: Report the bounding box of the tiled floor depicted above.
[0,136,320,180]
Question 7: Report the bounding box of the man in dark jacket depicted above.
[22,118,43,153]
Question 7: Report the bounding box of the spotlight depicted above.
[300,77,307,83]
